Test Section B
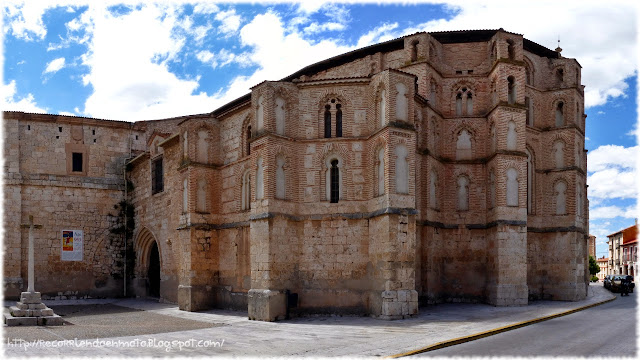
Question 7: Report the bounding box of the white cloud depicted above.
[1,80,47,113]
[589,205,637,220]
[44,57,66,74]
[58,111,75,116]
[77,3,220,120]
[215,9,241,35]
[588,145,638,172]
[192,2,219,15]
[356,22,399,48]
[303,22,345,34]
[3,1,48,41]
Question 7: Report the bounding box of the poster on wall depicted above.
[61,230,83,261]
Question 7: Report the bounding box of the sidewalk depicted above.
[3,283,615,357]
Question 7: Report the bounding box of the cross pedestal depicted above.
[4,216,63,326]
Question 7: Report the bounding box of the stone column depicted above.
[368,211,418,319]
[177,227,219,311]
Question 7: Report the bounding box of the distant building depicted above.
[596,257,608,281]
[588,234,596,258]
[607,224,638,275]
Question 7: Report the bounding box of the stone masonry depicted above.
[3,29,589,320]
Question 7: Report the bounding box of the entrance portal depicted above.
[148,242,160,297]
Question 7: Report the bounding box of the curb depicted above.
[387,295,617,358]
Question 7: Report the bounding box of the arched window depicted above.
[246,126,251,156]
[196,178,207,213]
[183,131,188,160]
[275,96,285,135]
[429,169,437,209]
[455,87,473,116]
[457,176,469,211]
[276,156,285,199]
[396,83,408,122]
[256,95,264,130]
[456,129,472,160]
[553,140,565,168]
[197,130,208,163]
[376,148,385,196]
[507,76,516,105]
[507,39,515,60]
[379,89,386,127]
[395,144,408,194]
[555,181,567,215]
[456,93,463,116]
[336,104,343,137]
[324,105,331,138]
[411,41,418,62]
[525,65,532,86]
[525,97,532,126]
[507,121,517,150]
[489,170,495,209]
[183,178,188,213]
[556,68,564,84]
[241,171,251,210]
[506,168,519,206]
[429,80,437,106]
[256,157,264,200]
[526,149,534,214]
[330,159,339,203]
[555,101,564,127]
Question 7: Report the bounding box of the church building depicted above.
[3,29,589,321]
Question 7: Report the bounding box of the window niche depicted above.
[325,156,343,203]
[151,156,164,194]
[276,156,286,200]
[455,87,473,116]
[395,144,408,194]
[323,98,343,138]
[506,168,519,206]
[241,171,251,210]
[555,101,564,127]
[457,175,469,211]
[555,181,567,215]
[378,89,386,128]
[456,129,472,160]
[507,76,516,105]
[395,83,408,122]
[376,148,385,196]
[275,96,286,135]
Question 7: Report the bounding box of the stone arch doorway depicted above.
[134,227,162,299]
[148,242,160,297]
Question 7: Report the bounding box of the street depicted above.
[417,289,636,357]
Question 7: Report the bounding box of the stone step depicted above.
[4,313,64,326]
[20,291,42,304]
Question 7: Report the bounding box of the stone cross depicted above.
[20,215,42,293]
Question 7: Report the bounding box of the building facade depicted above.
[607,224,638,276]
[596,257,608,281]
[3,29,589,321]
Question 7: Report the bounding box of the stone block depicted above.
[41,308,54,316]
[20,292,42,304]
[28,303,46,310]
[9,306,26,317]
[15,302,28,310]
[247,289,286,321]
[4,314,37,326]
[38,315,64,326]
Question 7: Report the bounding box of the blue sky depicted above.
[2,0,638,258]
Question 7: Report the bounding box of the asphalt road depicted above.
[417,291,636,357]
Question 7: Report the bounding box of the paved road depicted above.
[418,291,636,357]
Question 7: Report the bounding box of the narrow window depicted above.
[411,41,418,62]
[555,102,564,127]
[72,153,83,172]
[526,149,534,214]
[246,126,251,156]
[457,176,469,211]
[151,157,164,194]
[466,92,473,115]
[456,93,463,116]
[576,102,581,125]
[324,105,331,138]
[507,76,516,104]
[556,68,564,83]
[525,97,531,125]
[27,125,30,130]
[330,160,339,203]
[429,81,436,105]
[336,104,343,137]
[506,168,519,206]
[59,127,62,132]
[525,65,532,85]
[507,39,515,60]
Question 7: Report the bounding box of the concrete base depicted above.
[5,291,63,326]
[487,284,528,306]
[247,289,286,321]
[178,285,214,312]
[378,290,419,320]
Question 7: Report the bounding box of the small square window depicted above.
[59,127,63,132]
[72,153,83,172]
